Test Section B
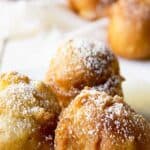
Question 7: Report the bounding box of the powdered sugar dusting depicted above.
[47,38,122,107]
[107,103,124,116]
[0,82,59,118]
[87,89,150,143]
[71,38,115,75]
[58,88,150,148]
[94,75,123,96]
[0,71,29,83]
[0,83,42,117]
[0,72,60,149]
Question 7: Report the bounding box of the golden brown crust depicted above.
[0,72,61,150]
[68,0,118,20]
[108,0,150,59]
[55,88,150,150]
[0,72,30,91]
[45,39,123,108]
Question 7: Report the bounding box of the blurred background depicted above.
[0,0,149,120]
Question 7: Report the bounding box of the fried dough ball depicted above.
[0,72,60,150]
[45,39,123,108]
[55,88,150,150]
[108,0,150,59]
[68,0,118,20]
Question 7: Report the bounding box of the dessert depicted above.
[45,39,123,108]
[68,0,118,20]
[108,0,150,59]
[0,72,60,150]
[55,88,150,150]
